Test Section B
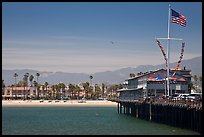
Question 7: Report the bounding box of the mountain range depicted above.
[2,56,202,86]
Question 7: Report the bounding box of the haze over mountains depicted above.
[2,56,202,86]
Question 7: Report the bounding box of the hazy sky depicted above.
[2,2,202,74]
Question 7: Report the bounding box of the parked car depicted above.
[178,94,189,100]
[171,94,179,100]
[187,93,202,101]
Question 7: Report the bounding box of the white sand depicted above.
[2,100,117,107]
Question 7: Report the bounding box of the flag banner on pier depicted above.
[171,9,186,27]
[156,40,168,68]
[172,42,185,77]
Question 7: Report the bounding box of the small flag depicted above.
[171,9,186,27]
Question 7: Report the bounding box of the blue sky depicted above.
[2,2,202,74]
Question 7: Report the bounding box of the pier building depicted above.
[118,67,191,101]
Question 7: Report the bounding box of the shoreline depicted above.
[2,100,117,107]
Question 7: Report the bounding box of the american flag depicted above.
[171,9,186,27]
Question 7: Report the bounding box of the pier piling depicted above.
[117,100,202,134]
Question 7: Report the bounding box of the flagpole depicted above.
[167,4,171,96]
[157,5,185,97]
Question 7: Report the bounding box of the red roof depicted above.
[147,77,155,81]
[177,77,186,82]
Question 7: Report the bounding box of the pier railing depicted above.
[110,97,202,110]
[113,97,202,134]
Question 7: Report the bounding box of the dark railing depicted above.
[110,97,202,110]
[116,98,202,134]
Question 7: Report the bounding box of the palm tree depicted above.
[25,73,29,85]
[68,84,75,99]
[129,73,136,78]
[51,85,55,100]
[39,85,44,99]
[102,83,105,98]
[82,82,90,99]
[2,80,6,99]
[90,75,93,86]
[193,75,198,92]
[2,79,5,86]
[10,84,14,99]
[36,73,40,85]
[199,76,202,82]
[55,84,61,100]
[62,83,66,99]
[23,73,29,99]
[13,73,18,99]
[29,75,34,87]
[74,85,81,100]
[199,76,202,92]
[29,75,34,99]
[14,73,18,86]
[44,82,49,99]
[33,81,38,100]
[89,86,94,99]
[52,84,58,100]
[94,84,102,99]
[58,83,66,99]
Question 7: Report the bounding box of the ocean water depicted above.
[2,106,200,135]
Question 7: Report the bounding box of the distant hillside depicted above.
[2,56,202,86]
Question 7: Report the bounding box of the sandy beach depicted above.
[2,100,117,107]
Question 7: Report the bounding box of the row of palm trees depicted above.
[2,72,122,100]
[13,72,40,87]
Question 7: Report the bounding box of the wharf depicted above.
[112,98,202,134]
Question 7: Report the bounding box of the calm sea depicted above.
[2,106,200,135]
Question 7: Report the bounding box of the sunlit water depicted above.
[2,106,200,135]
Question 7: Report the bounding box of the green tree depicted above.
[29,75,34,87]
[129,73,136,78]
[52,84,60,99]
[94,84,102,99]
[58,83,66,99]
[41,85,45,99]
[199,76,202,91]
[13,73,18,99]
[24,73,29,86]
[22,73,29,99]
[82,82,90,99]
[51,85,55,100]
[106,84,121,99]
[68,84,75,99]
[89,86,94,99]
[188,81,194,91]
[33,80,38,99]
[36,72,40,82]
[2,80,5,94]
[2,80,5,87]
[199,76,202,82]
[28,75,34,99]
[14,73,18,86]
[44,82,49,99]
[74,85,81,100]
[90,75,93,86]
[102,83,105,98]
[193,75,198,92]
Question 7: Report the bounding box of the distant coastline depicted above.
[2,56,202,86]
